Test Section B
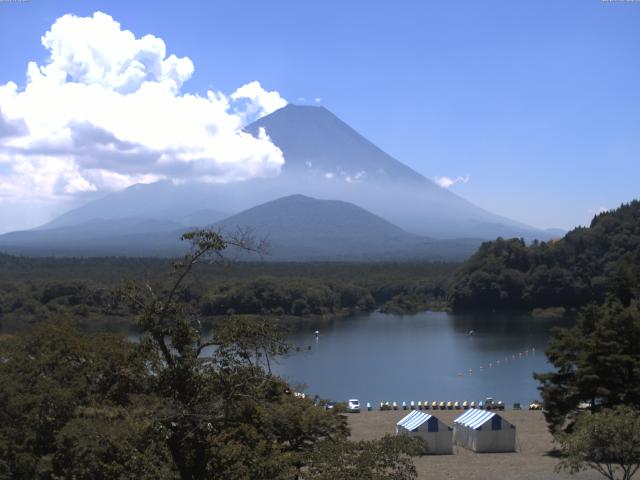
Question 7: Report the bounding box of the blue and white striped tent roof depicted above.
[397,410,433,431]
[454,409,499,430]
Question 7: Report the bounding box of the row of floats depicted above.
[376,398,504,411]
[364,398,543,412]
[457,348,536,376]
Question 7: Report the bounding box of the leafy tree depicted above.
[556,406,640,480]
[51,406,174,480]
[535,299,640,432]
[0,322,153,479]
[115,228,407,479]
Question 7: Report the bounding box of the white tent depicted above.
[453,409,516,453]
[396,410,453,454]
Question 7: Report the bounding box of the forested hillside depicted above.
[449,201,640,310]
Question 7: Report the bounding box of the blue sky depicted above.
[0,0,638,230]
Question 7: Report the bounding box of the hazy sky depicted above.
[0,0,638,231]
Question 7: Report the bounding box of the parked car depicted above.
[347,399,361,413]
[324,401,336,411]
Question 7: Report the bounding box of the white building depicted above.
[453,408,516,453]
[396,410,453,454]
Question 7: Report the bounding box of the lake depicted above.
[271,310,572,407]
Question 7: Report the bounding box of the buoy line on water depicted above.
[456,347,537,377]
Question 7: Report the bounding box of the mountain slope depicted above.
[40,181,228,230]
[245,105,424,182]
[216,194,411,259]
[217,194,480,260]
[243,105,547,239]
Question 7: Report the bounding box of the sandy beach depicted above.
[348,409,601,480]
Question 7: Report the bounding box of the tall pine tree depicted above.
[535,299,640,432]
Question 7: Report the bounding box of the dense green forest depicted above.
[0,254,455,332]
[449,201,640,310]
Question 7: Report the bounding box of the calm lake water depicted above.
[271,310,572,407]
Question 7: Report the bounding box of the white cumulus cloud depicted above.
[434,174,470,188]
[0,11,287,209]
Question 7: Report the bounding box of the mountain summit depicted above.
[245,105,424,182]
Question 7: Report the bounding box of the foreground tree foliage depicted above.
[0,322,155,479]
[305,435,425,480]
[535,299,640,432]
[449,200,640,310]
[0,229,422,479]
[556,406,640,480]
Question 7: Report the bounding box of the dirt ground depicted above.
[347,409,601,480]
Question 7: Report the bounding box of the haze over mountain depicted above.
[244,105,549,239]
[0,195,480,260]
[0,104,556,258]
